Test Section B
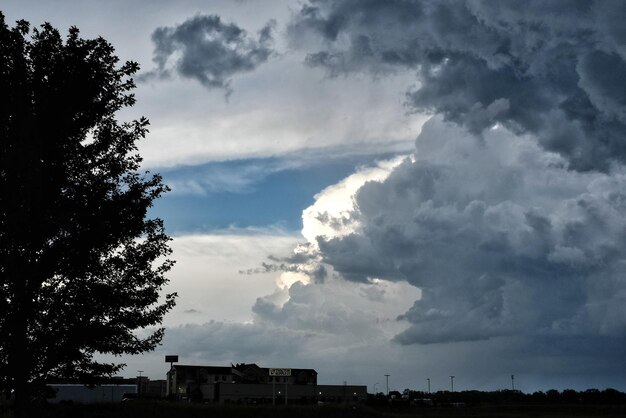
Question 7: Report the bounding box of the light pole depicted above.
[427,378,430,394]
[511,374,515,391]
[374,382,379,394]
[450,375,454,392]
[138,370,144,396]
[384,374,390,396]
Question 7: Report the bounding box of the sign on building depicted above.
[269,368,292,376]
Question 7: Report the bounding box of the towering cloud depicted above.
[290,0,626,171]
[318,118,626,345]
[280,1,626,350]
[146,15,274,95]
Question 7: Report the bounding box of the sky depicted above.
[3,0,626,393]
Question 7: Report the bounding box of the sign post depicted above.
[165,355,178,397]
[165,355,178,370]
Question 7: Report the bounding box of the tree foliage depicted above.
[0,13,176,402]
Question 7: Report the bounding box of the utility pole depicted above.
[511,374,515,391]
[137,370,144,396]
[450,375,454,392]
[427,378,430,394]
[374,382,379,394]
[385,374,390,396]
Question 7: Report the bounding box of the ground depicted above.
[2,401,626,418]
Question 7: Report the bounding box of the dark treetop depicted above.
[0,13,176,408]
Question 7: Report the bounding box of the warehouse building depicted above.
[47,377,138,404]
[47,376,166,403]
[166,363,366,403]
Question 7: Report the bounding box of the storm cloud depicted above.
[304,118,626,346]
[290,0,626,171]
[146,14,274,95]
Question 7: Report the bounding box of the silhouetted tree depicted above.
[546,389,561,402]
[0,14,176,412]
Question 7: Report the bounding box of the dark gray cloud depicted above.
[252,281,384,337]
[289,0,626,171]
[304,118,626,347]
[238,261,300,275]
[163,321,313,361]
[239,245,328,282]
[159,287,626,390]
[145,14,274,95]
[183,308,202,314]
[239,262,327,282]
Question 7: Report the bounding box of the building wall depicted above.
[316,385,368,401]
[218,384,367,403]
[168,367,234,399]
[199,383,216,400]
[145,380,167,398]
[164,364,357,403]
[48,384,137,404]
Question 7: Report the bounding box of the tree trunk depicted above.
[10,326,29,418]
[7,264,31,418]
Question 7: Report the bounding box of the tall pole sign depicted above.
[165,355,178,398]
[165,355,178,370]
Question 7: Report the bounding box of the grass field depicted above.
[2,401,626,418]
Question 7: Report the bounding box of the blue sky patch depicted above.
[151,153,400,234]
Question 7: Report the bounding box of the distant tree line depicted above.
[367,388,626,406]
